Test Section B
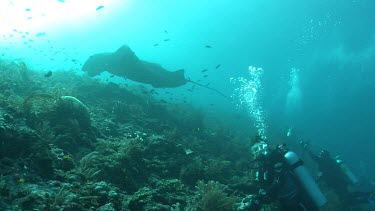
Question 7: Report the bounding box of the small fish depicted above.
[96,5,104,11]
[62,151,73,160]
[201,69,208,73]
[163,38,170,42]
[164,30,168,34]
[215,64,221,69]
[44,71,52,77]
[203,75,208,78]
[109,74,115,78]
[25,8,31,12]
[187,89,193,92]
[36,32,46,37]
[153,43,159,46]
[205,45,212,48]
[13,174,25,183]
[71,59,77,63]
[63,153,72,160]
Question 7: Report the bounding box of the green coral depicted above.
[191,180,237,211]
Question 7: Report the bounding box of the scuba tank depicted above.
[335,157,359,185]
[284,151,327,208]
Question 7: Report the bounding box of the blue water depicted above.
[1,0,374,183]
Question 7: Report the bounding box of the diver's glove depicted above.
[299,140,309,150]
[236,194,261,211]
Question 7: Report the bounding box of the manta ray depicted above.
[82,45,231,99]
[82,45,188,88]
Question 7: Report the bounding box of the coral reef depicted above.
[0,59,368,210]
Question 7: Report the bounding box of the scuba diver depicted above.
[302,142,375,208]
[307,148,352,199]
[237,138,327,211]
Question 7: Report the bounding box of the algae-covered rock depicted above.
[54,96,91,129]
